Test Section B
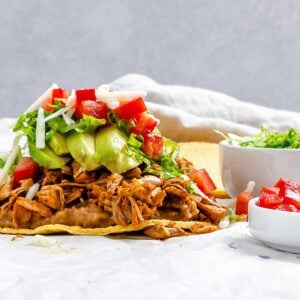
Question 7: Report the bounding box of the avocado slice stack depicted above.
[29,126,141,174]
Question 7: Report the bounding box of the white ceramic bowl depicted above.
[248,197,300,253]
[219,140,300,198]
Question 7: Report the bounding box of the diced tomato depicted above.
[275,178,300,209]
[235,191,252,215]
[52,88,69,107]
[142,134,163,159]
[76,100,109,120]
[75,89,96,105]
[188,169,216,195]
[261,186,280,195]
[257,192,282,209]
[13,157,40,188]
[42,98,54,112]
[115,98,147,120]
[42,88,69,111]
[130,113,158,135]
[276,203,299,212]
[52,88,65,100]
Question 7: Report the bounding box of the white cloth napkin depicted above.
[111,74,300,142]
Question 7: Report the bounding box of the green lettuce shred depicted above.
[14,111,106,142]
[0,158,5,169]
[228,126,300,149]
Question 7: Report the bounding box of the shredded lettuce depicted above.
[59,115,106,134]
[14,111,106,142]
[14,111,38,142]
[107,111,132,136]
[0,158,5,169]
[8,149,22,175]
[228,126,300,149]
[228,208,247,222]
[126,135,183,179]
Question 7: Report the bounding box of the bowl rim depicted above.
[249,197,300,216]
[219,139,300,152]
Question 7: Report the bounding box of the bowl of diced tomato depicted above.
[248,178,300,253]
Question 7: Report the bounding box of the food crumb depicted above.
[31,235,57,247]
[228,242,238,249]
[11,235,24,241]
[258,255,271,260]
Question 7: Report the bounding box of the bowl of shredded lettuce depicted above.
[219,126,300,198]
[226,126,300,149]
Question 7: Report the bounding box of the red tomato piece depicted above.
[142,134,163,159]
[76,100,109,120]
[75,89,96,104]
[188,169,216,195]
[235,191,252,215]
[276,203,299,212]
[115,98,147,120]
[52,88,69,107]
[130,113,158,135]
[261,186,280,195]
[52,88,65,100]
[42,88,69,111]
[13,157,40,188]
[42,98,54,112]
[257,192,282,209]
[275,178,300,209]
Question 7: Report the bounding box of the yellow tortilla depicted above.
[0,142,225,237]
[179,142,228,198]
[0,220,217,236]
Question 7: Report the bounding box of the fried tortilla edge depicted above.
[0,219,218,236]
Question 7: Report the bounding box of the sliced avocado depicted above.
[28,141,70,169]
[66,132,101,171]
[95,126,141,174]
[48,133,69,156]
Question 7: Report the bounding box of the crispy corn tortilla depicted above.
[179,142,228,198]
[0,142,225,237]
[0,220,217,236]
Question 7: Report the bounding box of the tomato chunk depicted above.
[42,98,54,112]
[130,113,158,135]
[52,88,69,106]
[115,98,147,120]
[188,169,216,195]
[76,100,109,120]
[261,186,280,195]
[142,134,163,159]
[75,89,96,104]
[276,203,298,212]
[275,178,300,209]
[42,88,69,111]
[236,191,252,215]
[13,157,40,188]
[257,192,282,209]
[52,88,65,100]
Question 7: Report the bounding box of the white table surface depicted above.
[0,222,299,300]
